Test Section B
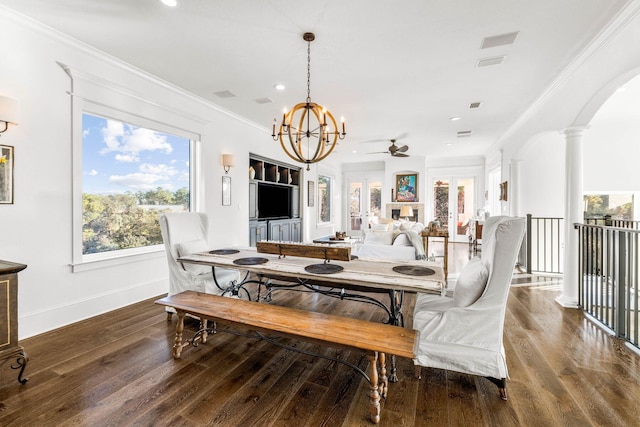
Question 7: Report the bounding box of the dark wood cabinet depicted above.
[0,260,28,385]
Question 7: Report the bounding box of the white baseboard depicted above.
[19,278,169,340]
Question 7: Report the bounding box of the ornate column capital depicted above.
[562,126,590,138]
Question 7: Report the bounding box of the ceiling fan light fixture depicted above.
[161,0,177,7]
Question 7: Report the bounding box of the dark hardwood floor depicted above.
[1,247,639,426]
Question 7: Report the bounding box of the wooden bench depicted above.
[155,290,418,424]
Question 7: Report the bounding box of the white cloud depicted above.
[109,173,168,190]
[100,120,173,162]
[108,162,182,191]
[84,169,98,176]
[139,163,178,176]
[115,153,139,163]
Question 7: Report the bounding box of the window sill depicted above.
[71,246,165,273]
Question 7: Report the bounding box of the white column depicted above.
[557,127,587,308]
[509,159,522,217]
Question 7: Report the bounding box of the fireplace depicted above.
[386,203,424,224]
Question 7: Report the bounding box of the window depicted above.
[81,113,191,255]
[584,193,634,220]
[318,174,332,223]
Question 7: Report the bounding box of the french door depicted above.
[346,178,382,237]
[432,176,477,243]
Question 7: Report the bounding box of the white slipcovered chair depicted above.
[159,212,241,319]
[412,216,526,399]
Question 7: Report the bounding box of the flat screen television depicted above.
[258,183,291,219]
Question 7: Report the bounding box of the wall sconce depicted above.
[400,205,414,221]
[222,154,234,174]
[0,96,19,136]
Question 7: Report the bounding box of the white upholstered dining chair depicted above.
[412,216,526,399]
[159,212,241,319]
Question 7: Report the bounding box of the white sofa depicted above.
[352,220,426,261]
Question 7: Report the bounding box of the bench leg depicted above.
[367,351,381,424]
[200,318,208,344]
[172,311,186,359]
[379,352,388,399]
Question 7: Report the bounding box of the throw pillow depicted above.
[399,221,416,231]
[363,230,395,245]
[371,223,391,231]
[392,233,412,246]
[175,239,210,275]
[452,257,489,307]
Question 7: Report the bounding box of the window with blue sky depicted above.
[82,113,190,195]
[81,113,191,255]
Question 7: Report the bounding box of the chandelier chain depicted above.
[306,39,311,103]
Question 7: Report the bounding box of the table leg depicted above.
[424,236,430,258]
[443,236,449,281]
[10,350,28,384]
[387,290,404,382]
[173,311,185,359]
[367,351,381,424]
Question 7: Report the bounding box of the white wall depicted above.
[515,131,565,218]
[488,3,640,219]
[0,10,296,339]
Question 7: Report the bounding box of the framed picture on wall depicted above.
[396,173,417,202]
[307,180,315,207]
[499,181,508,201]
[222,176,231,206]
[0,145,14,204]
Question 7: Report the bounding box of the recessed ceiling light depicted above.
[446,143,453,146]
[274,83,286,91]
[161,0,177,7]
[450,116,461,121]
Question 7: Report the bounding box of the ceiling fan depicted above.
[367,139,410,157]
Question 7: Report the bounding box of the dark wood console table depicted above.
[0,260,28,385]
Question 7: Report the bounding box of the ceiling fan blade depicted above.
[367,151,388,154]
[397,145,409,152]
[392,152,409,157]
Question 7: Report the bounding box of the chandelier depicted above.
[272,32,346,171]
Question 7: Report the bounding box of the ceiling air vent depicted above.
[255,97,273,104]
[213,90,237,99]
[481,32,519,49]
[469,102,482,109]
[457,130,472,138]
[477,56,506,68]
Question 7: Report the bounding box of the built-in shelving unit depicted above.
[249,154,302,245]
[249,156,300,186]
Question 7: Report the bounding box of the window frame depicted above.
[67,65,204,272]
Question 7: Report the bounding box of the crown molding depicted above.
[492,0,640,149]
[0,4,268,134]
